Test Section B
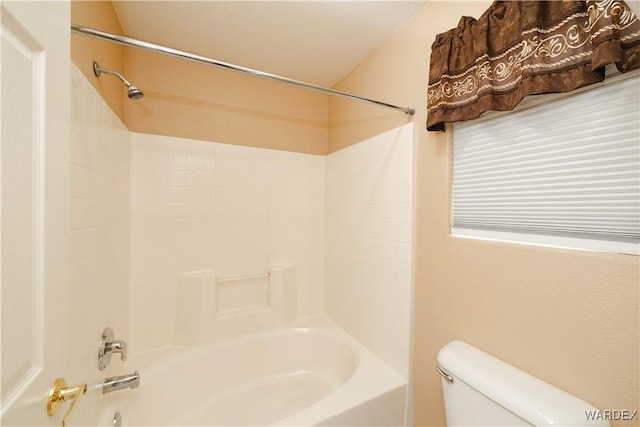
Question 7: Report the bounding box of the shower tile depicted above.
[81,199,96,228]
[325,123,414,379]
[168,170,187,187]
[129,131,325,349]
[168,146,187,172]
[187,172,210,189]
[69,198,82,230]
[147,143,168,171]
[69,231,82,263]
[69,63,130,387]
[187,152,208,174]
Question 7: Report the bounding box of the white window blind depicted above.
[452,70,640,254]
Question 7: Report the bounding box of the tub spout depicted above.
[102,371,140,394]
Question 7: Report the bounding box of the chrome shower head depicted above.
[127,85,144,100]
[93,61,144,100]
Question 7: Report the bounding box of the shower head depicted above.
[93,61,144,100]
[127,86,144,100]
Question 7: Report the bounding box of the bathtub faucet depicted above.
[102,371,140,394]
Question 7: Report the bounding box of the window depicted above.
[451,68,639,255]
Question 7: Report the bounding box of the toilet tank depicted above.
[437,341,610,427]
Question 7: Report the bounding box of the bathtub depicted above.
[99,316,407,426]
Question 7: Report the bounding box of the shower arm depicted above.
[71,24,415,116]
[93,62,133,88]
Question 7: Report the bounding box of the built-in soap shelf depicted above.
[175,265,297,345]
[216,271,271,318]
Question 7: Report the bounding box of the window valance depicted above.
[426,0,640,131]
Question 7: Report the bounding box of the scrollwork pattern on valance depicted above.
[426,0,640,131]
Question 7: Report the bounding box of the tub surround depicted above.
[70,62,130,425]
[128,119,414,381]
[325,124,414,379]
[72,55,412,374]
[129,132,325,350]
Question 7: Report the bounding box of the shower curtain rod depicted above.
[71,24,415,116]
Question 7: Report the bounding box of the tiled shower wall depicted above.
[325,124,414,378]
[69,62,129,418]
[129,134,325,350]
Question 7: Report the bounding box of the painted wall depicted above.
[330,2,639,426]
[71,0,329,155]
[124,50,329,155]
[325,123,414,378]
[71,0,126,123]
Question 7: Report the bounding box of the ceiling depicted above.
[112,1,427,87]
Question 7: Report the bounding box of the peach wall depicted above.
[124,50,329,155]
[71,0,125,122]
[330,2,639,426]
[71,1,329,155]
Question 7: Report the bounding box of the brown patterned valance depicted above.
[426,0,640,131]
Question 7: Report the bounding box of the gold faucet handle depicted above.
[47,378,87,427]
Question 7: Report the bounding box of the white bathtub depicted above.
[99,316,407,426]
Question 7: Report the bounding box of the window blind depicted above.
[452,71,640,254]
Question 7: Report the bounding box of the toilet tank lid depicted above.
[437,341,609,427]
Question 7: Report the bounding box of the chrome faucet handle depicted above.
[105,340,127,360]
[98,327,127,370]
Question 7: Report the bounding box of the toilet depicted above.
[437,341,610,426]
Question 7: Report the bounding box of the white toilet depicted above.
[437,340,610,426]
